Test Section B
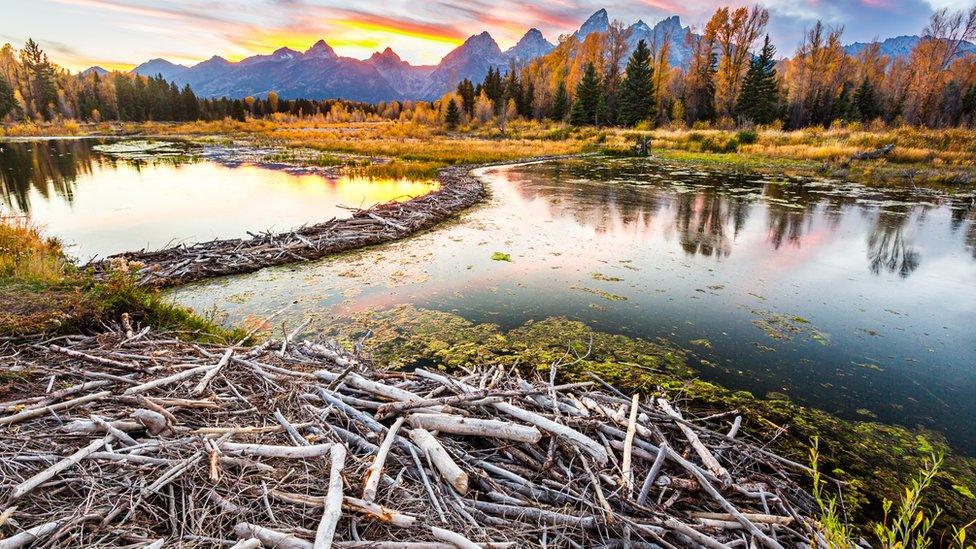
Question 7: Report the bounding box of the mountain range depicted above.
[106,9,974,103]
[844,34,976,60]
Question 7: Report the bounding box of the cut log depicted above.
[314,444,347,548]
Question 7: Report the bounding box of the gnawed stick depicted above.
[362,417,404,503]
[0,520,61,549]
[191,347,234,396]
[0,390,112,426]
[657,398,732,486]
[220,442,334,459]
[406,413,542,444]
[314,443,346,549]
[408,428,468,495]
[234,523,311,549]
[621,393,639,498]
[430,526,482,549]
[637,442,668,507]
[7,435,111,502]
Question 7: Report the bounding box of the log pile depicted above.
[1,321,828,548]
[89,157,571,288]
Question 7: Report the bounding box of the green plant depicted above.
[873,452,944,549]
[736,129,759,145]
[810,436,857,548]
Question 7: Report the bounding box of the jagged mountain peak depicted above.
[304,39,337,59]
[272,47,300,59]
[578,8,610,38]
[506,27,555,63]
[370,47,402,63]
[81,66,108,77]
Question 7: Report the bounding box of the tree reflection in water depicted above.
[867,209,921,277]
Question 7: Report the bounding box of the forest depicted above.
[1,6,976,130]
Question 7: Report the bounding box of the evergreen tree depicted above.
[503,69,523,115]
[19,39,58,120]
[963,85,976,126]
[852,78,878,122]
[735,35,778,124]
[181,85,200,120]
[0,76,15,119]
[445,98,460,129]
[569,62,605,126]
[551,80,569,121]
[520,79,535,118]
[456,79,475,115]
[617,39,655,127]
[231,99,246,121]
[481,67,504,112]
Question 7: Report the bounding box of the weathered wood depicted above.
[362,417,404,503]
[234,523,312,549]
[8,435,110,502]
[408,428,468,495]
[314,443,346,549]
[406,413,542,444]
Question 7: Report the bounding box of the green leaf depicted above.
[952,484,975,499]
[490,252,512,262]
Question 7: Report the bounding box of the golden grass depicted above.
[0,216,67,284]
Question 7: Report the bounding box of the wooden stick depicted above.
[637,442,668,507]
[408,428,468,495]
[406,413,542,444]
[234,523,311,549]
[0,521,61,549]
[220,442,334,459]
[430,527,482,549]
[314,443,346,549]
[362,417,404,504]
[191,348,234,396]
[0,390,111,426]
[8,435,110,502]
[657,398,731,485]
[621,394,639,498]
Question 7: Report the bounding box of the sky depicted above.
[2,0,974,72]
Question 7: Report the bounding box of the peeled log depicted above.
[408,428,469,495]
[406,413,542,443]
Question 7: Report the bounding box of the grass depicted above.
[0,215,244,343]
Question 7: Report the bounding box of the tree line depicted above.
[3,5,976,130]
[443,6,976,130]
[0,40,380,123]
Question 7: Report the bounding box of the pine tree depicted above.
[551,80,569,121]
[0,76,14,119]
[735,35,778,124]
[445,98,460,129]
[852,78,878,122]
[456,79,475,115]
[617,39,655,127]
[570,62,604,126]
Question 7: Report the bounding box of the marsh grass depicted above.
[0,216,242,342]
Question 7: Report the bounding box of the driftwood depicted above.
[0,319,825,547]
[851,143,895,160]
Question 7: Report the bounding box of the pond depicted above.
[0,138,438,259]
[169,157,976,454]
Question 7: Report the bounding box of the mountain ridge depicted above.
[112,9,976,102]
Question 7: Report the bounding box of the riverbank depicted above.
[5,119,976,189]
[1,130,974,544]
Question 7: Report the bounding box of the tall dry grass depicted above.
[0,215,67,284]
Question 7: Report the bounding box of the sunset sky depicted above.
[2,0,973,72]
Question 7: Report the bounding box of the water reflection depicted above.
[0,139,439,258]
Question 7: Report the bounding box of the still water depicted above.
[170,157,976,454]
[0,139,438,259]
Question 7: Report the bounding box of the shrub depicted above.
[735,129,759,145]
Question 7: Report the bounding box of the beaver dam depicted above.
[1,318,830,548]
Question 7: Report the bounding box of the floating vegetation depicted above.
[750,308,829,346]
[571,286,628,301]
[490,251,512,262]
[690,338,713,348]
[591,272,622,282]
[92,139,197,159]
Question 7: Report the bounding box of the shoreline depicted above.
[90,155,577,287]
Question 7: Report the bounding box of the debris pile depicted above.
[1,321,826,548]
